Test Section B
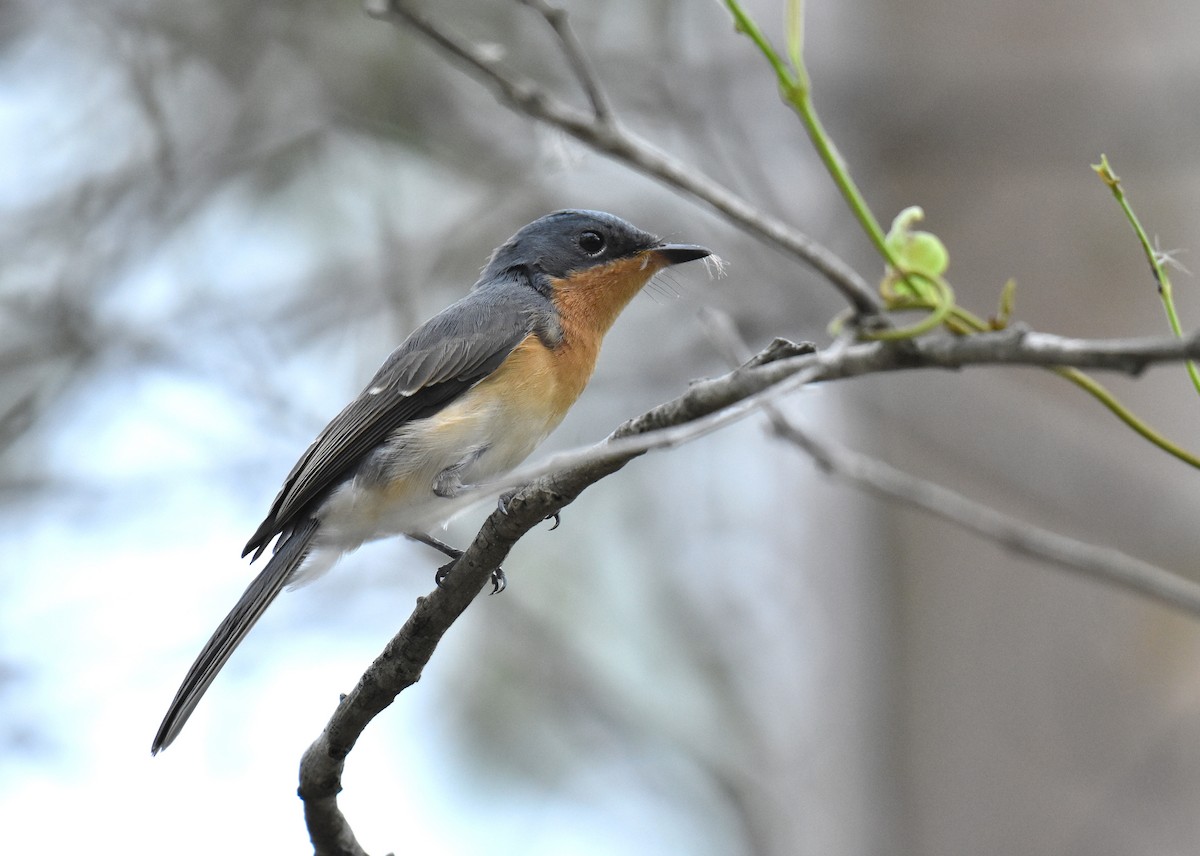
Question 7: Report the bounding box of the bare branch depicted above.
[303,793,369,856]
[362,0,880,314]
[517,0,614,121]
[298,488,548,855]
[699,308,1200,620]
[773,417,1200,617]
[908,326,1200,375]
[491,326,1200,493]
[300,321,1200,849]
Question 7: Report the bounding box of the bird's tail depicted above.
[151,518,320,754]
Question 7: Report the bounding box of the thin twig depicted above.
[300,321,1200,850]
[699,307,1200,620]
[489,326,1200,494]
[1093,154,1200,396]
[776,418,1200,616]
[363,0,880,314]
[518,0,613,121]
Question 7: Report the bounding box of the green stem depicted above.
[723,0,898,274]
[1160,286,1200,393]
[724,0,797,92]
[867,286,1200,469]
[724,5,1200,471]
[950,304,1200,470]
[1053,366,1200,469]
[1093,154,1200,396]
[866,273,955,340]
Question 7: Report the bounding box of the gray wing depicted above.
[243,278,548,558]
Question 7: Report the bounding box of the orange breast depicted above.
[472,332,595,430]
[478,250,669,422]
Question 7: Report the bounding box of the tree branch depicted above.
[362,0,881,315]
[699,308,1200,620]
[517,0,613,122]
[773,416,1200,616]
[299,323,1200,851]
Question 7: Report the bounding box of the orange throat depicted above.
[541,250,668,406]
[550,251,666,342]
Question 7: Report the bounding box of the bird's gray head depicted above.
[479,209,666,283]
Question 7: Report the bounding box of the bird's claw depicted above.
[496,490,560,531]
[489,567,507,595]
[434,560,507,595]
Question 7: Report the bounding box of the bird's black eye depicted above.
[578,230,606,256]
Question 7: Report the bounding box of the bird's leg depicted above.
[408,532,461,560]
[407,532,506,594]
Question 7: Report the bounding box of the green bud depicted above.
[884,206,950,279]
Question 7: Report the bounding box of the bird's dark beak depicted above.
[654,243,712,265]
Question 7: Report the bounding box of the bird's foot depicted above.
[489,567,507,595]
[411,531,506,594]
[496,489,561,530]
[433,560,506,595]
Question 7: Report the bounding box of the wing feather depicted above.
[243,277,546,558]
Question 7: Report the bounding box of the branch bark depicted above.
[699,308,1200,620]
[299,325,1200,852]
[773,416,1200,616]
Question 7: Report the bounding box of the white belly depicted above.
[308,379,567,563]
[288,328,598,586]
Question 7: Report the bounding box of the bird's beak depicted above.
[653,243,712,265]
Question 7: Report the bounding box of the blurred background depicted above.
[3,0,1200,853]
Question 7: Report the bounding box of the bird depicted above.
[151,209,712,753]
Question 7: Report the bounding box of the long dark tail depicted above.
[151,519,320,754]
